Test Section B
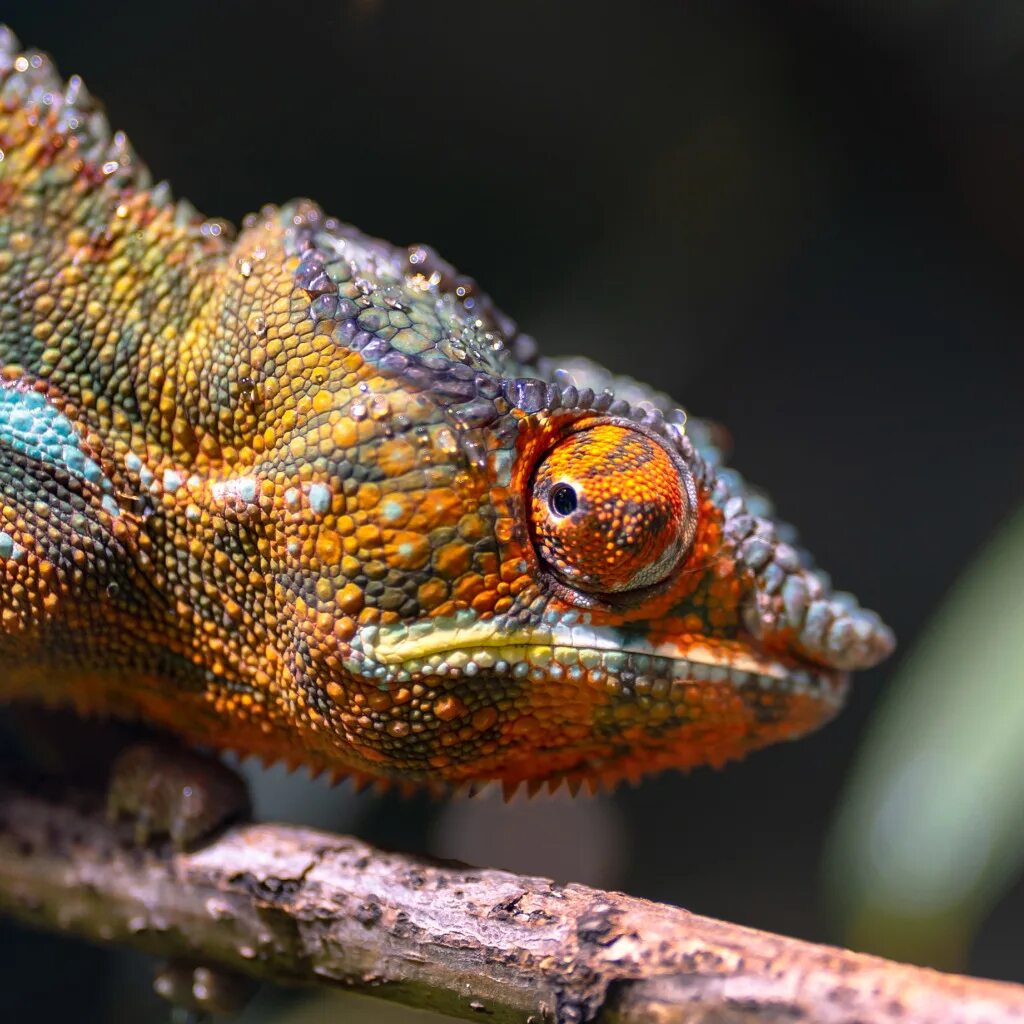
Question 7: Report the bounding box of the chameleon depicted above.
[0,26,894,801]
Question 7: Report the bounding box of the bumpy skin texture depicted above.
[0,29,894,795]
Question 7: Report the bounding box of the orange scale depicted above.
[416,579,449,610]
[376,438,417,477]
[470,590,499,615]
[452,573,485,602]
[431,599,458,619]
[433,541,473,579]
[384,531,431,571]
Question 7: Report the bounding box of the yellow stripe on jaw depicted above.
[364,617,550,665]
[360,616,799,681]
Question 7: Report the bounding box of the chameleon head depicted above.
[213,206,895,794]
[321,381,895,793]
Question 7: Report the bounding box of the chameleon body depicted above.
[0,29,893,795]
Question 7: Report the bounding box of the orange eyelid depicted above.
[528,423,696,595]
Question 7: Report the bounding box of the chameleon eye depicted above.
[529,423,697,594]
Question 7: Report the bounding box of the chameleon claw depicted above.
[153,959,257,1019]
[107,743,251,851]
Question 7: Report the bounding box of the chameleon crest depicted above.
[0,28,893,795]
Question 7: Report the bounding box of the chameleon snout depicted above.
[728,513,895,673]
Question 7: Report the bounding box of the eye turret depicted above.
[529,423,697,594]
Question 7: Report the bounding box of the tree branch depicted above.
[0,779,1021,1024]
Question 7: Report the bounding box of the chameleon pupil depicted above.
[550,483,578,517]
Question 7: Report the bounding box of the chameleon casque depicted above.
[0,28,894,799]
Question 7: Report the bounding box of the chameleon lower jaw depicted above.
[324,634,850,792]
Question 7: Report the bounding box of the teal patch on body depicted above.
[0,383,118,511]
[0,530,24,561]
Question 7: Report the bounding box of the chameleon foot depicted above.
[154,960,258,1019]
[107,742,251,849]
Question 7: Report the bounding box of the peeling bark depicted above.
[0,780,1021,1023]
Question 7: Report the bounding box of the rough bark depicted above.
[0,779,1021,1023]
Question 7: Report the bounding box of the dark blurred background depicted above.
[5,1,1024,1019]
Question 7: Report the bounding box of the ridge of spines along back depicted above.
[0,26,231,248]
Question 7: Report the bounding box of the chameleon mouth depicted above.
[338,615,847,793]
[325,614,851,792]
[350,616,846,707]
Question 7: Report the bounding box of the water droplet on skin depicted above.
[350,402,367,421]
[248,314,267,338]
[369,396,390,420]
[106,582,119,597]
